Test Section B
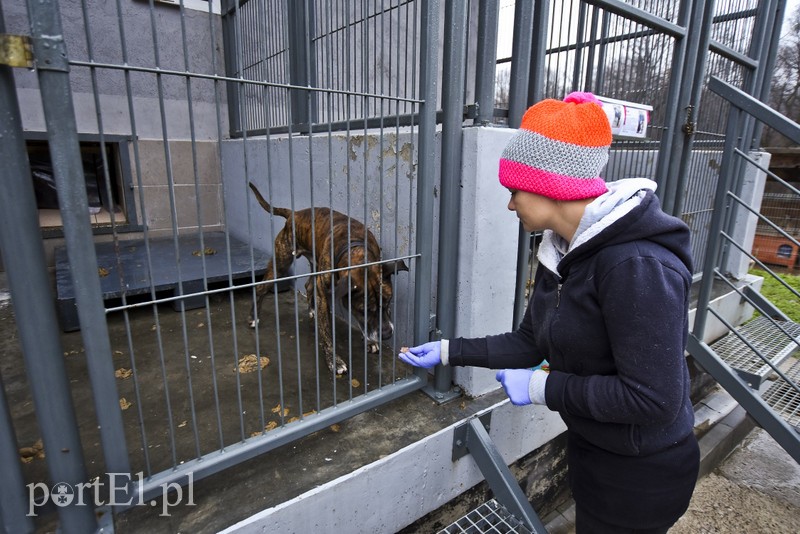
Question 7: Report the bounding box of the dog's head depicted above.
[334,259,408,349]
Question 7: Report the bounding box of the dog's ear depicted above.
[383,259,409,279]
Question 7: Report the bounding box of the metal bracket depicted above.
[30,33,70,72]
[0,34,33,68]
[452,412,491,461]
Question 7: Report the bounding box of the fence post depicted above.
[25,0,132,500]
[288,0,317,133]
[414,0,441,379]
[474,0,500,125]
[0,371,34,533]
[0,7,97,531]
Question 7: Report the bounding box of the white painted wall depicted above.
[454,127,520,397]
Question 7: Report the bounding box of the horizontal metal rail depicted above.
[68,59,425,104]
[126,375,424,506]
[104,253,421,314]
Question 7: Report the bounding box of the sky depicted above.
[784,0,799,37]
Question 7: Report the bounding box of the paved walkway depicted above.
[544,406,800,534]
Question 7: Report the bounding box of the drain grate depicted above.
[439,499,532,534]
[709,316,800,387]
[761,359,800,429]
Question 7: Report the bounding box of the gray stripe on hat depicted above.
[501,129,609,178]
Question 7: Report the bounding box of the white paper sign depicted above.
[596,96,653,139]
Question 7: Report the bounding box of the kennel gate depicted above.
[0,0,441,531]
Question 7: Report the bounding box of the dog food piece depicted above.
[236,354,270,373]
[115,367,133,380]
[400,346,410,353]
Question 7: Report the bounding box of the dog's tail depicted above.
[248,182,292,219]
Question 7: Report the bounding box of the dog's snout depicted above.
[381,322,394,338]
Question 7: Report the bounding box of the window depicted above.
[776,244,794,259]
[26,136,138,235]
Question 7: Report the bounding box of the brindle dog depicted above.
[248,182,408,375]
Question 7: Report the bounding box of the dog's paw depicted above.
[367,342,380,354]
[248,318,258,328]
[327,355,348,376]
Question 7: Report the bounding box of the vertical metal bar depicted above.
[475,0,499,125]
[665,0,715,217]
[222,0,242,136]
[571,2,587,91]
[206,0,230,451]
[692,83,741,338]
[749,0,786,148]
[512,0,549,328]
[507,0,534,126]
[0,371,34,533]
[288,0,315,133]
[594,11,611,92]
[433,0,468,396]
[0,7,96,530]
[25,0,132,489]
[413,0,440,370]
[653,0,693,209]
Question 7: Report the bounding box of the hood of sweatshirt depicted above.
[537,178,693,278]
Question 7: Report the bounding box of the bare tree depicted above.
[763,4,800,147]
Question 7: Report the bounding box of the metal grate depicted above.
[439,499,533,534]
[761,359,800,429]
[710,316,800,386]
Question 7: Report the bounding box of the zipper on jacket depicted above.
[556,283,562,307]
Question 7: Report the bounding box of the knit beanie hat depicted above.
[499,92,612,201]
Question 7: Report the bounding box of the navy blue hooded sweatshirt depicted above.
[448,183,695,457]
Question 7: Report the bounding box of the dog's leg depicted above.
[249,228,294,328]
[314,276,347,375]
[304,276,316,320]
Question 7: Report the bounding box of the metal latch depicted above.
[0,34,33,68]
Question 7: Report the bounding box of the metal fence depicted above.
[0,0,438,531]
[689,76,800,465]
[224,0,423,135]
[1,0,797,532]
[495,1,783,320]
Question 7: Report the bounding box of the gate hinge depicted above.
[0,34,33,68]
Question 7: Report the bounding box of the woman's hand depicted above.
[496,369,548,405]
[398,342,442,368]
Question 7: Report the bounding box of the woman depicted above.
[399,92,699,533]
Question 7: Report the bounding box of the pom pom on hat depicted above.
[499,91,612,200]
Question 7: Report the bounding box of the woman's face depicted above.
[507,189,555,233]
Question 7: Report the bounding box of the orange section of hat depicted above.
[520,99,612,148]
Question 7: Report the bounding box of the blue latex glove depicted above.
[398,341,441,368]
[496,369,535,405]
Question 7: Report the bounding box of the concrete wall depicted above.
[128,140,224,238]
[454,127,520,397]
[220,400,568,534]
[4,0,226,141]
[4,0,229,250]
[220,129,423,344]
